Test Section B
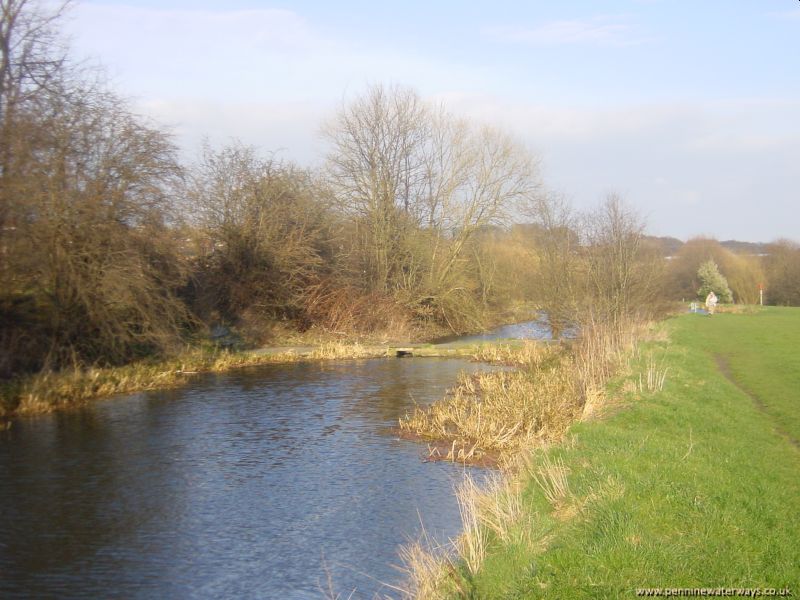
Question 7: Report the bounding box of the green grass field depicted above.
[466,307,800,598]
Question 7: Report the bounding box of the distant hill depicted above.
[719,240,769,255]
[642,236,685,257]
[643,236,769,257]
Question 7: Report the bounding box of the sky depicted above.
[63,0,800,242]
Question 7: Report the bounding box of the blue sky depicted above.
[64,1,800,242]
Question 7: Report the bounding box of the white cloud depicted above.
[62,4,798,242]
[482,17,648,47]
[768,8,800,20]
[67,4,491,106]
[430,93,712,141]
[66,4,493,161]
[72,5,321,53]
[66,4,335,99]
[429,94,800,241]
[138,98,328,164]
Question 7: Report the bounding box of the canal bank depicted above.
[0,317,552,420]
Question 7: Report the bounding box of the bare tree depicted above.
[521,191,581,336]
[9,84,188,369]
[422,117,537,289]
[1,0,70,287]
[582,194,663,323]
[0,1,191,375]
[764,239,800,306]
[323,84,429,293]
[0,0,70,146]
[323,83,541,330]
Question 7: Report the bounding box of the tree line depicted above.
[663,237,800,307]
[1,0,797,379]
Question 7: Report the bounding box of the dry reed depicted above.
[307,342,383,360]
[397,530,466,599]
[639,353,669,393]
[454,474,489,576]
[400,344,578,462]
[398,467,536,599]
[1,342,387,417]
[400,320,646,464]
[470,341,549,368]
[532,455,573,509]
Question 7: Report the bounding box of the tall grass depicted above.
[397,533,466,600]
[639,352,669,393]
[398,468,536,599]
[572,317,643,395]
[532,454,572,510]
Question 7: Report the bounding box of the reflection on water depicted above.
[0,358,497,599]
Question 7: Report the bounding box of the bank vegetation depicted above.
[2,0,800,420]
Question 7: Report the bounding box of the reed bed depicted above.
[398,318,652,595]
[470,340,556,368]
[400,322,644,464]
[1,342,387,417]
[400,353,580,462]
[307,342,384,360]
[397,532,466,600]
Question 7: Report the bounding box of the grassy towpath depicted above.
[678,307,800,447]
[466,308,800,598]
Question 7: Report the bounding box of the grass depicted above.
[434,307,800,598]
[397,320,644,595]
[673,307,800,443]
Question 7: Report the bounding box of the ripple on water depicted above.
[0,357,496,599]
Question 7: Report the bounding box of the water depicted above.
[432,314,569,345]
[0,322,546,599]
[0,360,497,598]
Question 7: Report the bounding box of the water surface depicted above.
[1,358,496,599]
[432,314,567,345]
